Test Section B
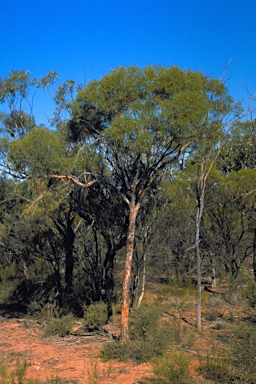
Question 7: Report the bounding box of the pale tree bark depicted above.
[119,167,156,342]
[195,148,221,330]
[195,199,203,331]
[120,194,140,341]
[137,252,146,309]
[211,267,217,288]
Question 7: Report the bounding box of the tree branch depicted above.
[49,174,98,188]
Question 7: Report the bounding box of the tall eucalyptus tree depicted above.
[66,65,232,341]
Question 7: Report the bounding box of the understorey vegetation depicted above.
[0,66,256,382]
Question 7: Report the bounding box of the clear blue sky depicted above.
[1,0,256,124]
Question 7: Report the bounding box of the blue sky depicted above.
[1,0,256,124]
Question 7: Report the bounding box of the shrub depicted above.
[229,321,256,380]
[182,330,197,349]
[101,335,171,363]
[101,303,178,363]
[243,279,256,307]
[213,320,227,330]
[205,309,220,321]
[101,340,135,362]
[86,359,113,384]
[0,264,18,304]
[130,303,160,339]
[0,358,42,384]
[84,302,108,329]
[44,314,75,337]
[198,345,233,383]
[0,359,72,384]
[153,352,191,384]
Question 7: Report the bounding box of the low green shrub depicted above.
[101,304,175,363]
[85,358,113,384]
[101,340,133,362]
[101,339,163,363]
[44,314,75,337]
[205,309,220,321]
[0,358,42,384]
[153,352,191,384]
[198,345,233,383]
[229,321,256,381]
[243,279,256,307]
[130,303,160,339]
[83,302,108,329]
[213,320,227,330]
[182,330,197,349]
[0,264,19,304]
[0,357,75,383]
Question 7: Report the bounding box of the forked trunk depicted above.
[120,199,140,342]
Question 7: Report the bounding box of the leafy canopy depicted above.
[70,65,226,157]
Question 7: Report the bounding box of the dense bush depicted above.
[44,314,75,337]
[243,279,256,307]
[101,303,175,363]
[130,303,161,338]
[153,352,191,384]
[83,301,108,329]
[198,345,234,383]
[229,321,256,381]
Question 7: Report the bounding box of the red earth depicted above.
[0,316,153,383]
[0,284,248,383]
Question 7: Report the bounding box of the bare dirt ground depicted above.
[0,285,249,383]
[0,316,153,383]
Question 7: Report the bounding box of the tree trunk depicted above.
[120,198,140,342]
[64,214,75,293]
[137,253,146,309]
[195,205,202,331]
[253,228,256,281]
[103,248,115,318]
[102,234,127,318]
[211,267,216,288]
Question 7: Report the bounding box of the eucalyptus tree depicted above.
[218,119,256,281]
[66,65,232,341]
[157,176,196,281]
[0,70,58,176]
[72,182,128,317]
[203,169,256,299]
[8,127,127,316]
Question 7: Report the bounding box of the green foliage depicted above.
[153,352,191,384]
[101,339,162,363]
[85,358,113,384]
[40,304,63,320]
[0,70,58,141]
[130,303,160,338]
[205,309,220,321]
[101,303,174,363]
[0,358,41,384]
[243,278,256,307]
[219,120,256,173]
[83,302,108,328]
[0,263,18,304]
[198,345,233,383]
[72,65,230,158]
[229,321,256,380]
[8,127,67,176]
[0,359,71,383]
[44,314,75,337]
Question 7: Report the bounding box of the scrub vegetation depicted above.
[0,66,255,382]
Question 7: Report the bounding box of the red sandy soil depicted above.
[0,317,153,383]
[0,285,248,384]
